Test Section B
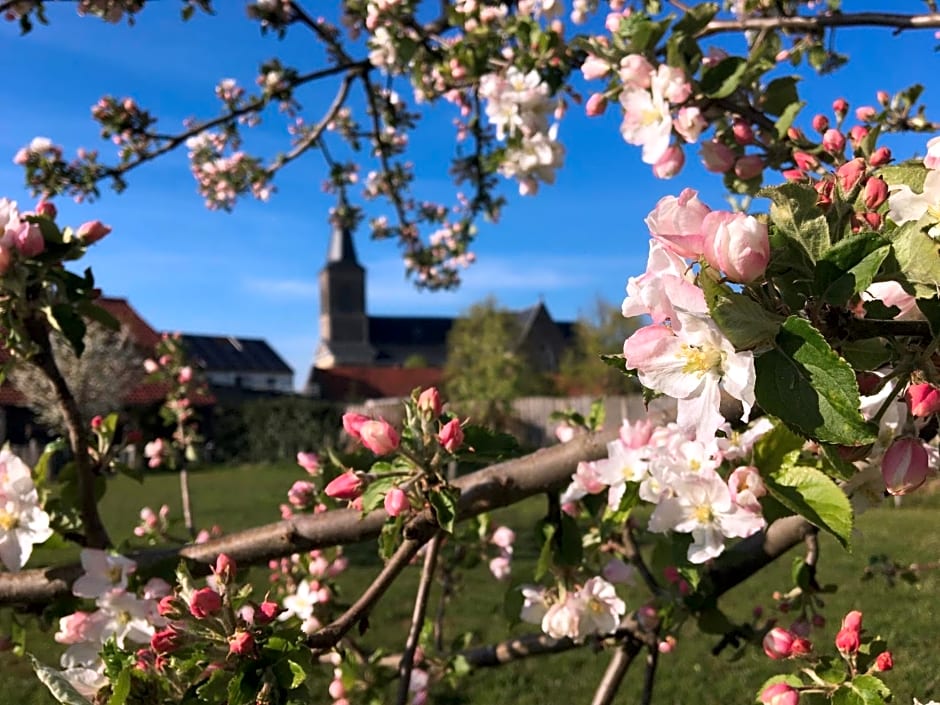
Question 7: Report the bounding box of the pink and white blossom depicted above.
[72,549,137,598]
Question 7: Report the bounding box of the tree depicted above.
[558,298,642,395]
[444,296,554,426]
[1,4,940,705]
[9,323,143,434]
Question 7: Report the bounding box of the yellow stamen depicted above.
[0,509,17,532]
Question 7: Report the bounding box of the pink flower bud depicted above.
[257,600,280,624]
[657,635,676,654]
[763,627,795,659]
[580,54,609,81]
[731,119,754,145]
[793,151,818,171]
[882,437,930,496]
[869,146,891,166]
[90,415,103,430]
[652,144,684,179]
[359,418,400,455]
[734,155,764,181]
[324,471,364,500]
[417,387,443,416]
[864,177,888,210]
[835,627,860,654]
[602,557,635,584]
[837,158,867,193]
[329,679,347,700]
[214,553,236,583]
[833,98,849,116]
[144,359,159,374]
[76,220,111,244]
[12,223,44,257]
[874,651,893,671]
[438,418,464,453]
[151,628,181,654]
[907,383,940,417]
[782,169,807,182]
[178,366,193,384]
[760,683,799,705]
[876,90,890,105]
[288,480,317,507]
[0,244,11,276]
[384,487,409,517]
[585,92,608,117]
[849,125,869,146]
[157,595,181,618]
[812,114,830,133]
[841,610,862,633]
[855,106,876,122]
[700,140,736,173]
[644,188,710,258]
[341,412,370,439]
[790,637,813,656]
[787,127,806,142]
[702,211,770,283]
[228,630,255,657]
[296,451,319,474]
[189,587,223,619]
[36,200,57,219]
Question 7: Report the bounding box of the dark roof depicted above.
[368,316,455,348]
[310,366,444,401]
[181,334,293,374]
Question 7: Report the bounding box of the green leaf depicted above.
[762,183,830,261]
[884,220,940,297]
[754,317,877,445]
[503,583,526,624]
[700,271,783,348]
[108,668,131,705]
[879,160,927,193]
[359,476,400,515]
[672,2,718,35]
[832,675,891,705]
[428,485,459,533]
[535,522,556,581]
[45,304,87,357]
[599,353,637,377]
[838,339,892,371]
[700,57,747,98]
[112,462,144,484]
[196,669,230,703]
[29,656,93,705]
[775,101,805,139]
[286,660,307,689]
[917,296,940,337]
[765,459,853,548]
[76,301,120,331]
[460,425,522,464]
[762,76,800,116]
[814,232,890,305]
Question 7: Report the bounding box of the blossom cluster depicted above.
[479,67,565,195]
[563,417,769,563]
[54,549,166,698]
[519,576,627,641]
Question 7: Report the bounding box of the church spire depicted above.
[326,194,359,264]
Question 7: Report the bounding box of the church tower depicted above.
[312,216,375,368]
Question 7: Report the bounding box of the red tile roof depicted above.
[311,366,444,401]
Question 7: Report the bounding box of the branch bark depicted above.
[699,12,940,38]
[396,532,441,705]
[590,640,644,705]
[0,427,617,604]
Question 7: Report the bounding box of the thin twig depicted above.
[640,647,659,705]
[590,639,643,705]
[396,533,442,705]
[621,527,661,595]
[307,536,427,651]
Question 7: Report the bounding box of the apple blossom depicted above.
[881,437,930,495]
[621,242,707,325]
[763,627,795,659]
[760,683,799,705]
[359,418,401,453]
[835,627,860,654]
[674,106,706,143]
[702,211,770,283]
[417,386,443,416]
[823,128,846,153]
[341,412,370,439]
[652,144,684,179]
[585,93,607,117]
[619,86,672,165]
[71,549,136,598]
[229,630,255,656]
[76,220,112,244]
[623,311,756,442]
[700,139,735,173]
[189,587,223,619]
[383,487,409,516]
[875,651,894,671]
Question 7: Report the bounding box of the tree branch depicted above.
[590,639,644,705]
[396,532,442,705]
[0,427,618,604]
[699,12,940,38]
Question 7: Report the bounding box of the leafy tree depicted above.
[444,297,554,426]
[558,298,642,395]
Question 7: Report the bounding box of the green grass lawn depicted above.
[3,463,940,704]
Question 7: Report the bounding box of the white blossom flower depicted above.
[519,585,549,625]
[280,579,326,622]
[72,549,137,598]
[573,577,626,639]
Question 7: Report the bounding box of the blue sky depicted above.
[0,1,937,387]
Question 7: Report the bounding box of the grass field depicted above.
[3,462,940,705]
